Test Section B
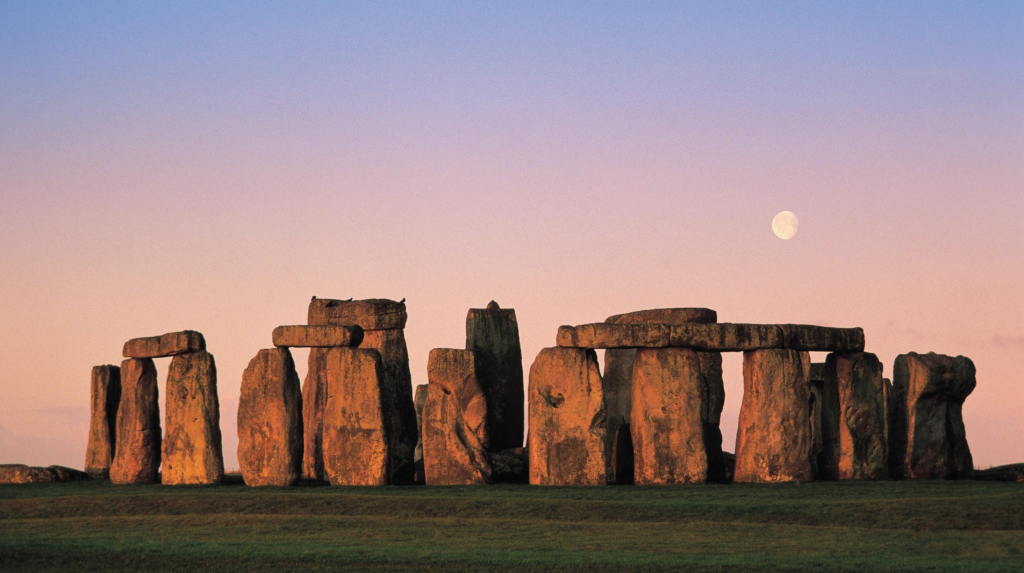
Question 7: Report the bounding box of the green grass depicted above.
[1,478,1022,572]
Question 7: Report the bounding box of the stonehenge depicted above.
[78,303,983,490]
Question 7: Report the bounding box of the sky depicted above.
[1,1,1022,471]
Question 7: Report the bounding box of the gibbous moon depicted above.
[772,211,799,240]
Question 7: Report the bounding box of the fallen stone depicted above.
[322,347,389,486]
[491,447,528,484]
[0,465,90,484]
[974,463,1024,482]
[85,365,121,479]
[827,352,887,480]
[301,348,327,481]
[122,331,205,358]
[528,347,607,486]
[237,348,303,487]
[272,325,363,348]
[162,351,224,485]
[734,349,814,483]
[556,323,670,349]
[631,348,726,484]
[466,301,524,452]
[808,362,840,480]
[890,352,976,480]
[605,308,717,325]
[109,358,161,484]
[413,384,428,484]
[422,349,492,485]
[308,297,407,330]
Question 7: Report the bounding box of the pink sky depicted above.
[1,3,1021,470]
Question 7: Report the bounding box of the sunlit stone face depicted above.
[772,211,799,240]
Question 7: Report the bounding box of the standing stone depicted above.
[85,365,121,479]
[237,348,303,487]
[827,352,887,480]
[301,348,328,481]
[422,349,492,485]
[890,353,976,480]
[466,301,524,452]
[602,308,718,484]
[323,347,389,486]
[309,298,418,485]
[109,358,161,484]
[631,348,726,484]
[413,384,428,484]
[162,351,224,485]
[528,347,607,486]
[808,363,840,480]
[734,349,813,483]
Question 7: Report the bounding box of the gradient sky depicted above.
[2,2,1022,471]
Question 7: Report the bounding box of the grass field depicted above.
[1,478,1022,572]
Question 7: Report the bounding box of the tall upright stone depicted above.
[422,349,492,485]
[631,348,726,484]
[890,352,975,480]
[309,297,418,485]
[162,351,224,485]
[109,358,161,485]
[808,362,840,480]
[734,349,813,483]
[237,348,303,487]
[302,348,328,481]
[85,365,121,479]
[528,347,607,486]
[827,352,887,480]
[413,384,428,484]
[465,301,524,452]
[602,308,717,484]
[323,347,389,486]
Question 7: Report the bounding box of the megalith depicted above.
[162,351,224,485]
[309,297,418,485]
[465,301,524,452]
[734,349,813,483]
[301,348,327,481]
[422,349,492,485]
[808,362,840,480]
[826,352,887,480]
[123,331,205,358]
[413,384,428,484]
[237,348,303,487]
[631,347,726,484]
[109,358,161,484]
[85,364,121,479]
[889,352,975,480]
[528,347,607,486]
[323,347,389,486]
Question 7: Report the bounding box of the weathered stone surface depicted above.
[0,465,90,484]
[808,362,840,480]
[827,352,887,480]
[668,323,865,352]
[631,348,726,484]
[109,358,161,484]
[162,351,224,485]
[528,347,607,485]
[360,329,418,484]
[323,347,388,486]
[890,353,976,480]
[413,384,428,484]
[273,325,363,348]
[466,301,524,452]
[308,297,407,330]
[301,348,327,481]
[734,349,813,483]
[85,365,120,479]
[606,308,718,325]
[556,323,671,349]
[780,325,865,352]
[491,447,529,484]
[237,348,303,487]
[422,349,492,485]
[123,331,205,358]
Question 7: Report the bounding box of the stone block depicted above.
[323,347,389,486]
[360,329,418,484]
[273,325,363,348]
[605,308,717,325]
[669,323,785,350]
[85,365,120,479]
[162,351,224,485]
[808,362,840,480]
[466,301,524,452]
[827,352,887,480]
[422,349,491,485]
[109,358,161,484]
[237,348,303,487]
[780,324,865,352]
[122,331,205,358]
[556,323,671,349]
[301,348,327,481]
[413,384,428,484]
[308,297,407,330]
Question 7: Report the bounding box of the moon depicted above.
[772,211,799,240]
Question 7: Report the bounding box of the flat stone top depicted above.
[605,308,717,325]
[123,330,205,358]
[308,298,407,330]
[272,325,363,348]
[557,322,864,352]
